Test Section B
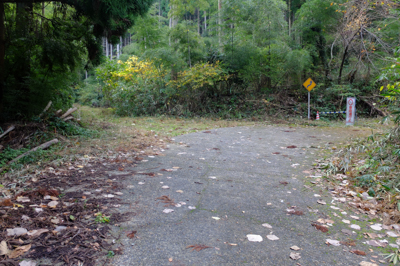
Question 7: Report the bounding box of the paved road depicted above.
[110,125,376,266]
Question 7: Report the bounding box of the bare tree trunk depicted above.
[197,8,200,35]
[338,44,349,85]
[0,2,4,117]
[288,0,291,37]
[204,10,207,36]
[218,0,222,46]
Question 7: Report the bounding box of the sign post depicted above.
[346,97,356,125]
[303,78,316,120]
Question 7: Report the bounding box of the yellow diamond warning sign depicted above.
[303,78,316,91]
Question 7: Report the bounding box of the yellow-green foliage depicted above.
[168,61,226,90]
[96,56,227,115]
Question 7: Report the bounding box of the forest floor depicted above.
[0,107,395,266]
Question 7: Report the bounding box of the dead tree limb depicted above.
[359,96,387,117]
[60,107,78,119]
[0,126,15,139]
[63,116,74,122]
[39,101,52,118]
[8,139,59,165]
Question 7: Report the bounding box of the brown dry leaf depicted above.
[203,131,211,133]
[340,240,356,246]
[366,233,378,239]
[156,195,175,207]
[312,223,329,233]
[287,145,297,149]
[186,244,212,252]
[127,230,137,239]
[350,250,366,256]
[272,152,280,155]
[0,199,13,207]
[280,181,289,186]
[8,244,31,259]
[27,229,49,237]
[0,241,10,256]
[287,209,304,215]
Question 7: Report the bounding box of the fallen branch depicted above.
[63,116,74,122]
[0,125,15,139]
[8,139,59,165]
[39,101,52,118]
[359,96,387,117]
[60,107,78,119]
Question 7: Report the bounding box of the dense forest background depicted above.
[2,0,400,121]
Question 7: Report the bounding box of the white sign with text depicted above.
[346,97,356,126]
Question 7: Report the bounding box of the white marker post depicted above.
[346,97,356,126]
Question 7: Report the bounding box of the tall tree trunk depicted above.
[288,0,291,37]
[218,0,221,46]
[197,8,200,35]
[204,10,207,36]
[338,45,349,85]
[0,2,4,116]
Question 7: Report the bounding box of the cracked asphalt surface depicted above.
[108,125,377,266]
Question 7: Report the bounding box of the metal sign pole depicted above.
[308,91,310,120]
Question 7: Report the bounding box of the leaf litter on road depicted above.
[247,234,263,242]
[186,245,212,251]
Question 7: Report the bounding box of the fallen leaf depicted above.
[350,224,361,230]
[366,240,386,247]
[359,262,378,266]
[102,194,115,198]
[227,243,237,246]
[312,223,329,233]
[287,209,304,215]
[287,145,297,148]
[326,239,341,246]
[317,200,326,205]
[212,217,220,220]
[279,181,289,186]
[19,260,36,266]
[350,250,366,256]
[0,241,10,256]
[156,195,175,207]
[16,196,30,202]
[330,206,340,210]
[340,240,356,246]
[290,252,301,260]
[342,219,350,224]
[27,229,49,237]
[51,218,60,224]
[7,228,27,236]
[370,224,382,231]
[163,209,174,213]
[247,234,263,242]
[266,235,279,241]
[0,199,13,207]
[208,176,216,179]
[186,244,212,251]
[262,223,272,228]
[176,190,183,193]
[387,231,399,237]
[290,246,301,251]
[188,206,196,210]
[162,186,170,189]
[168,258,173,262]
[9,244,31,259]
[48,201,58,208]
[127,230,137,239]
[342,229,354,235]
